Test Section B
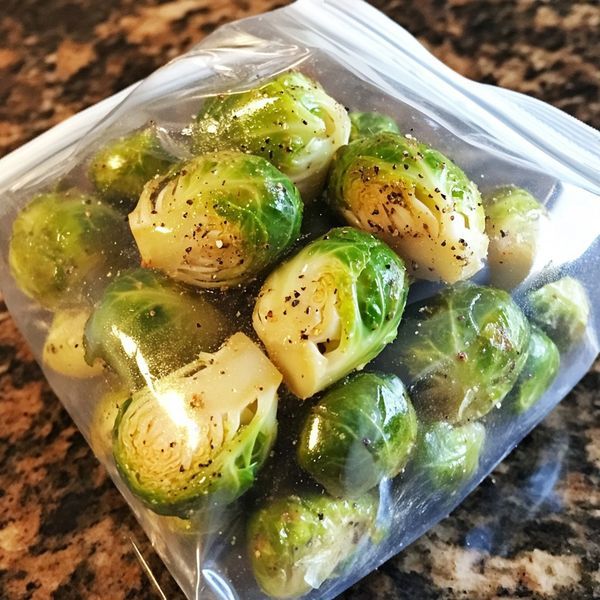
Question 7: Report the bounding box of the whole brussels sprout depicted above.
[129,151,303,289]
[193,71,351,201]
[528,276,590,351]
[298,372,417,497]
[395,284,530,423]
[484,186,550,289]
[8,191,129,309]
[327,132,488,283]
[84,269,229,390]
[114,333,281,517]
[43,309,104,378]
[253,227,409,399]
[349,111,400,142]
[248,493,377,599]
[88,128,175,210]
[506,325,560,414]
[418,421,486,488]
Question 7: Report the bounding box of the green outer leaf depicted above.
[297,371,417,497]
[417,421,486,489]
[248,493,377,599]
[349,112,400,142]
[84,268,229,390]
[506,325,560,414]
[528,276,590,351]
[8,190,129,310]
[88,128,175,210]
[129,151,303,288]
[395,283,530,423]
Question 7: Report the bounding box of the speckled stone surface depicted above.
[0,1,598,599]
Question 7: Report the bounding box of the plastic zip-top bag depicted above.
[0,1,599,598]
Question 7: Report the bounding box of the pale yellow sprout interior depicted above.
[341,159,487,283]
[43,309,104,379]
[129,170,246,288]
[253,254,354,399]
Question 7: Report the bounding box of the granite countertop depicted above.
[0,1,598,599]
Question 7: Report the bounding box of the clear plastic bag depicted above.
[0,1,599,599]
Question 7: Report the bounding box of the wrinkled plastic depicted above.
[1,1,599,599]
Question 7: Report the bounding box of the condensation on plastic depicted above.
[0,1,599,599]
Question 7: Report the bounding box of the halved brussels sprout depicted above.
[248,493,377,599]
[528,276,590,351]
[43,309,104,378]
[253,227,409,399]
[484,186,550,289]
[418,421,486,488]
[129,151,303,288]
[506,325,560,414]
[88,128,175,210]
[349,111,400,142]
[8,191,129,309]
[89,387,129,458]
[114,332,281,517]
[327,132,488,283]
[84,269,229,390]
[395,284,530,423]
[297,372,417,497]
[193,71,351,200]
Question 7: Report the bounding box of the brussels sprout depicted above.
[506,325,560,414]
[528,276,590,351]
[327,132,488,283]
[43,309,104,378]
[193,71,351,201]
[8,191,129,309]
[129,151,303,288]
[484,186,550,289]
[418,421,486,488]
[114,332,281,517]
[88,128,175,210]
[395,284,530,423]
[253,227,408,399]
[248,493,377,599]
[89,387,129,458]
[297,372,417,497]
[349,111,400,142]
[84,269,229,389]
